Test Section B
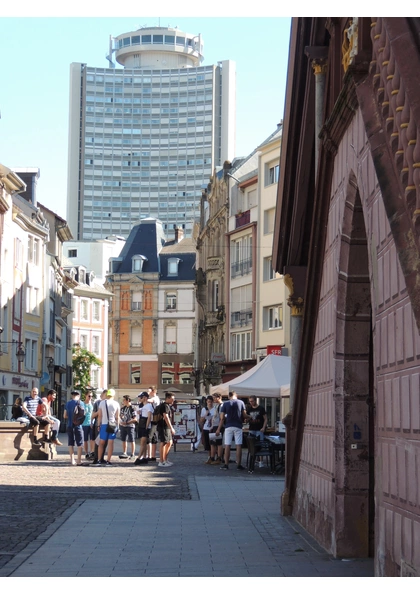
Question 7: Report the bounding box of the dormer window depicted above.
[168,258,181,276]
[132,254,147,272]
[78,268,86,284]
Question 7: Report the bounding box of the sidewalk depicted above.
[0,446,374,577]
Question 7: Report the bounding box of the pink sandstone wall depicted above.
[293,108,420,576]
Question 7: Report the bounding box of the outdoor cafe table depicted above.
[264,435,285,474]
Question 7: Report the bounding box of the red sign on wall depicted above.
[267,345,282,356]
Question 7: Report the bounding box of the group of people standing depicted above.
[13,385,268,472]
[64,386,176,467]
[200,391,268,471]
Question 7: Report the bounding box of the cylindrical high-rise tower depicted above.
[113,27,203,69]
[67,26,235,241]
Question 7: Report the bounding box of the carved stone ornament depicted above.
[342,17,359,73]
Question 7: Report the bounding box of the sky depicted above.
[0,10,292,220]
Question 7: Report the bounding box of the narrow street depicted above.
[0,445,373,578]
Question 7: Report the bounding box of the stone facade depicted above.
[273,17,420,576]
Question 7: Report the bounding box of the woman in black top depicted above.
[11,397,29,424]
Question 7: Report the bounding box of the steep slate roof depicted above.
[112,218,196,281]
[114,218,166,274]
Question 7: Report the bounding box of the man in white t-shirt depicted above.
[93,389,120,466]
[147,386,160,461]
[134,392,154,465]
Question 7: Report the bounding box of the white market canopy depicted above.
[210,354,291,398]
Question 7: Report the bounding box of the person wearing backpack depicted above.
[64,391,85,466]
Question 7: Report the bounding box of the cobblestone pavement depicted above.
[0,443,267,571]
[0,442,374,577]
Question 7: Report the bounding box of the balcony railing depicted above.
[235,210,250,228]
[231,258,252,278]
[231,309,253,328]
[164,342,177,353]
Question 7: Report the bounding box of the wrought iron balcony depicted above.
[231,309,253,328]
[231,257,252,278]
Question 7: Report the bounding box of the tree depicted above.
[72,343,103,397]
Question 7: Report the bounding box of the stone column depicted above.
[281,267,306,516]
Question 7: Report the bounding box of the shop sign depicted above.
[267,345,282,356]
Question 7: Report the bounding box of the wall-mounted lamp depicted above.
[47,357,55,375]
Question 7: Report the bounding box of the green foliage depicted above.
[72,343,102,396]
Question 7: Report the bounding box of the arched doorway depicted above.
[334,175,375,557]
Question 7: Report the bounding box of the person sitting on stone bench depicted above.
[44,390,63,446]
[11,397,29,426]
[22,387,52,446]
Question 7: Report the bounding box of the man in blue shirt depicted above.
[215,391,246,471]
[64,391,85,466]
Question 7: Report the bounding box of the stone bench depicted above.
[0,421,57,461]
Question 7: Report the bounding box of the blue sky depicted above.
[0,13,291,219]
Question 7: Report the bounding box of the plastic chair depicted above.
[246,435,275,474]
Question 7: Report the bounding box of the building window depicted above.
[167,258,180,276]
[263,305,283,330]
[132,291,142,311]
[92,300,100,322]
[132,255,147,272]
[130,364,141,384]
[164,325,177,353]
[91,367,99,387]
[92,335,100,356]
[263,256,276,281]
[68,249,77,258]
[179,373,192,384]
[264,208,276,235]
[231,236,252,278]
[80,334,88,349]
[161,371,175,385]
[212,281,219,311]
[27,236,40,265]
[230,331,252,361]
[131,326,142,347]
[80,299,89,321]
[14,287,22,321]
[24,338,38,371]
[15,238,23,269]
[265,162,279,186]
[26,286,39,315]
[166,292,177,310]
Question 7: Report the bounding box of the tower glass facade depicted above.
[67,27,235,240]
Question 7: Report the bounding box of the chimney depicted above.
[175,226,184,243]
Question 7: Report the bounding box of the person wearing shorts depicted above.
[82,391,94,458]
[147,386,160,461]
[157,392,176,467]
[119,396,137,459]
[63,391,85,466]
[209,393,224,464]
[216,391,246,471]
[134,392,153,465]
[93,389,120,466]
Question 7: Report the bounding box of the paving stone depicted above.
[0,442,374,577]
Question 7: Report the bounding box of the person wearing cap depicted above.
[134,392,154,465]
[93,388,120,466]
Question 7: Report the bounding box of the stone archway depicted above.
[333,173,374,557]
